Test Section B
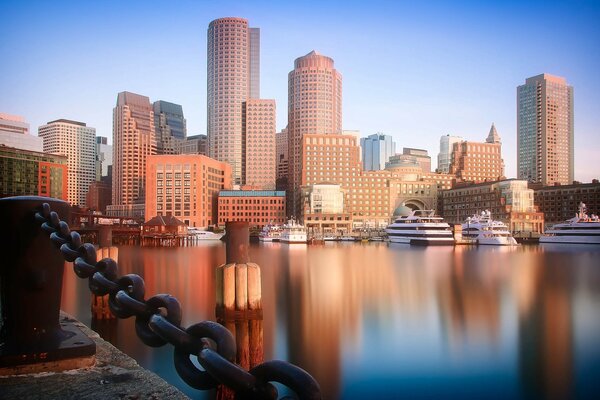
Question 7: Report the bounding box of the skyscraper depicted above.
[517,74,574,185]
[437,134,463,173]
[38,119,96,206]
[242,99,276,189]
[360,133,396,171]
[207,17,260,185]
[95,136,112,181]
[112,91,156,206]
[153,100,187,154]
[288,50,342,216]
[449,124,504,183]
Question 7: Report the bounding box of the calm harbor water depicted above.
[61,242,600,399]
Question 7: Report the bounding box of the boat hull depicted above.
[388,235,455,246]
[539,235,600,245]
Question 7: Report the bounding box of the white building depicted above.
[0,113,42,152]
[39,119,96,206]
[437,134,463,173]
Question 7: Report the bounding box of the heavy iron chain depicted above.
[36,203,321,400]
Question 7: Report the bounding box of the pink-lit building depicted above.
[207,17,260,185]
[217,190,286,228]
[112,91,156,206]
[242,99,276,189]
[145,154,232,228]
[288,50,342,216]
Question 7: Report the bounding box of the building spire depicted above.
[486,123,501,144]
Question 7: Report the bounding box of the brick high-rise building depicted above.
[517,74,574,185]
[39,119,96,206]
[449,124,504,183]
[288,50,342,216]
[242,99,276,189]
[207,17,260,185]
[112,91,156,207]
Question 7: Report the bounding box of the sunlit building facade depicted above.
[39,119,96,206]
[0,113,42,152]
[449,124,504,183]
[242,99,276,189]
[517,74,574,185]
[217,190,286,227]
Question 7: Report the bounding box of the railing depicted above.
[0,197,321,399]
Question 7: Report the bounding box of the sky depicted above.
[1,0,599,181]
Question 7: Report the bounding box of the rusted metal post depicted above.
[225,221,249,264]
[0,196,95,372]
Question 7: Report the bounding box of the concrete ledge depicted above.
[0,313,189,399]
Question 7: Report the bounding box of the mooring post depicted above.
[215,221,264,400]
[0,196,95,374]
[91,225,117,321]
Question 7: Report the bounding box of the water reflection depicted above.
[60,243,600,399]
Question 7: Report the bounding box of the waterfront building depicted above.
[449,124,505,183]
[441,179,544,234]
[288,50,342,216]
[145,154,231,228]
[105,204,145,219]
[403,148,431,173]
[0,145,67,200]
[0,113,42,152]
[360,133,396,171]
[177,134,207,155]
[153,100,186,155]
[242,99,276,189]
[38,119,96,206]
[112,91,156,208]
[517,74,574,185]
[437,134,463,173]
[86,180,111,213]
[533,180,600,225]
[207,17,260,185]
[276,128,289,191]
[217,190,285,228]
[301,183,351,235]
[95,136,112,181]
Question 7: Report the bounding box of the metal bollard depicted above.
[0,196,95,371]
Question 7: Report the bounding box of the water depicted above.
[61,242,600,399]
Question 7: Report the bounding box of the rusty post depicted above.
[225,221,249,264]
[0,196,95,371]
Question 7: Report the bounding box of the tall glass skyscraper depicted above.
[517,74,574,185]
[360,133,396,171]
[153,100,187,154]
[437,134,463,173]
[207,17,260,185]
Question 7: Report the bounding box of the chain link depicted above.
[36,202,321,399]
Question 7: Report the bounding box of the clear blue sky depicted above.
[1,0,599,181]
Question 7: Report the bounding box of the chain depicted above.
[36,203,321,400]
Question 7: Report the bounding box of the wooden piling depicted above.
[91,246,117,320]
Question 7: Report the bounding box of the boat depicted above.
[323,236,338,241]
[340,236,355,241]
[461,210,518,246]
[259,224,282,242]
[385,209,455,245]
[369,236,384,242]
[280,218,307,244]
[540,202,600,245]
[188,228,225,240]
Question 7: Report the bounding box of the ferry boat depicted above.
[280,219,307,244]
[461,210,518,246]
[385,209,455,245]
[188,228,225,241]
[259,224,282,242]
[540,202,600,245]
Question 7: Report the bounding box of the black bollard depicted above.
[0,196,95,371]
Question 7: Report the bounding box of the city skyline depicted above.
[1,0,599,181]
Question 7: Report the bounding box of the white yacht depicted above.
[540,203,600,245]
[386,209,455,245]
[188,228,225,241]
[259,224,282,242]
[280,219,307,244]
[461,210,518,246]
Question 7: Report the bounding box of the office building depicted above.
[276,128,289,190]
[288,50,342,216]
[217,190,286,227]
[449,124,504,183]
[95,136,112,181]
[242,99,276,189]
[517,74,574,185]
[112,91,156,207]
[437,134,463,173]
[86,181,111,213]
[0,146,67,200]
[145,154,231,228]
[361,133,396,171]
[153,100,186,154]
[39,119,96,206]
[0,113,42,152]
[533,180,600,225]
[441,179,544,234]
[177,134,207,155]
[207,17,260,185]
[403,148,431,172]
